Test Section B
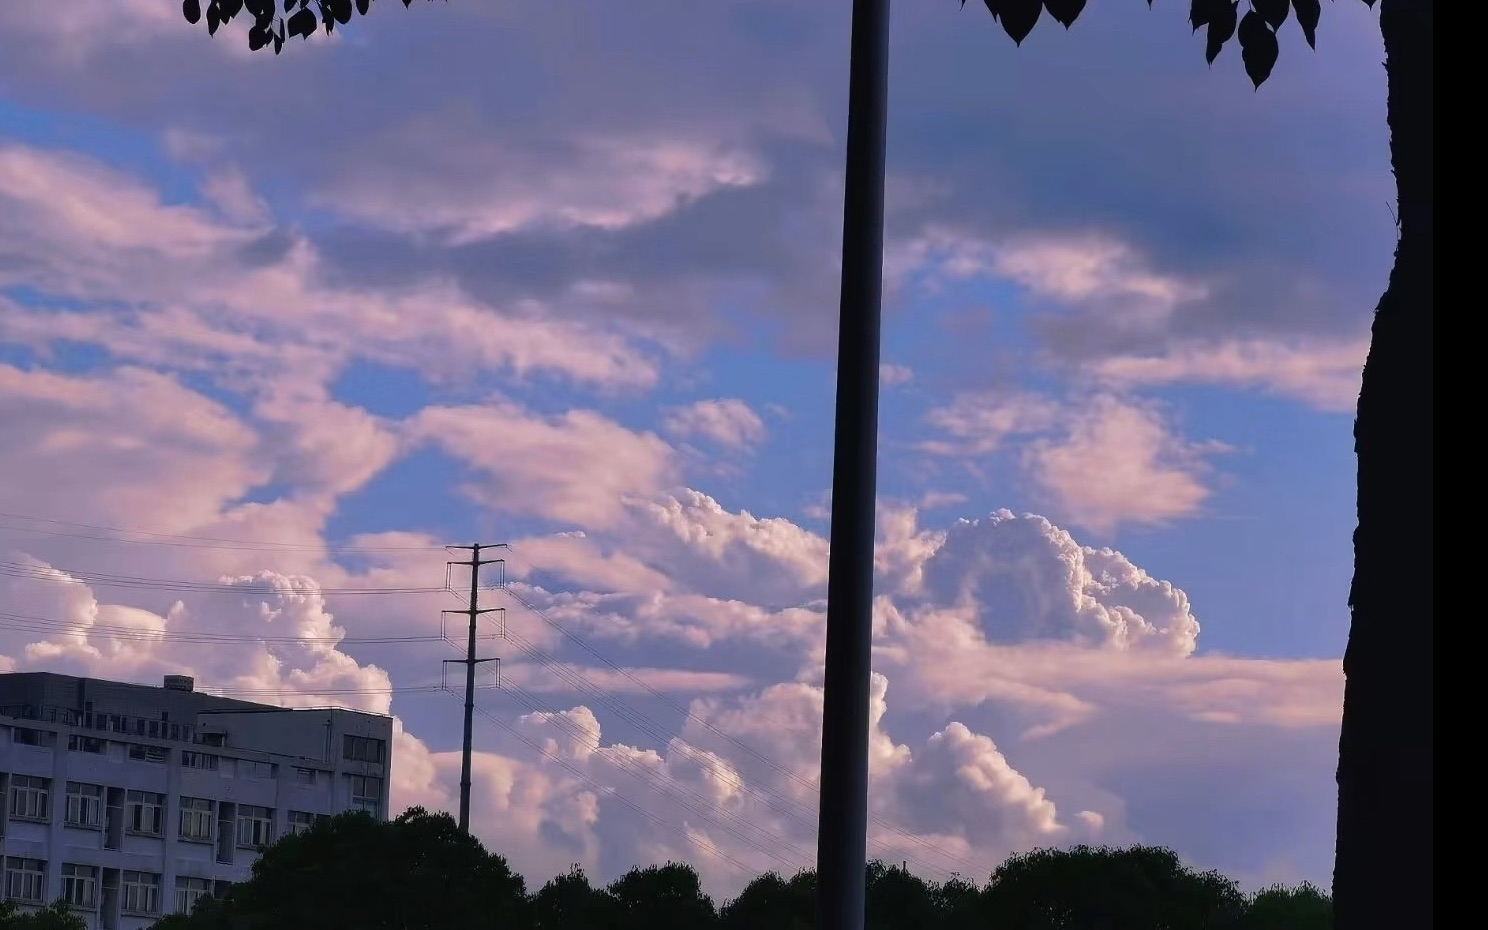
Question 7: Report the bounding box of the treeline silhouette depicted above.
[26,809,1335,930]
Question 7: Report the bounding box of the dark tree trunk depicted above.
[1333,1,1433,926]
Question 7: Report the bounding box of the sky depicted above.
[0,0,1393,900]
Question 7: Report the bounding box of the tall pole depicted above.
[817,0,891,928]
[445,544,504,834]
[461,542,480,833]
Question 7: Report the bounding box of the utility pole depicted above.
[817,0,890,928]
[444,543,504,834]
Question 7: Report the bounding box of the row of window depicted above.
[6,776,382,841]
[8,703,345,790]
[16,729,386,771]
[47,734,306,781]
[3,704,199,744]
[1,858,218,916]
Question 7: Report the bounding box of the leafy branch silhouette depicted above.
[182,0,1376,91]
[180,0,443,54]
[964,0,1376,88]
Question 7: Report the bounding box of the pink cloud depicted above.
[662,398,767,451]
[406,400,678,530]
[0,144,664,393]
[312,121,770,243]
[921,391,1226,532]
[1092,335,1369,412]
[1023,394,1228,534]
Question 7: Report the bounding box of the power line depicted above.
[488,623,818,863]
[200,685,443,698]
[205,685,442,696]
[464,697,763,878]
[450,585,973,881]
[0,610,454,647]
[0,515,984,876]
[489,623,936,879]
[484,680,807,872]
[467,613,815,867]
[490,566,986,880]
[0,560,446,596]
[442,554,813,871]
[4,564,796,865]
[5,580,792,867]
[0,511,445,553]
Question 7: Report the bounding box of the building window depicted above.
[179,797,214,841]
[65,782,104,828]
[181,751,219,771]
[349,775,382,817]
[122,871,160,915]
[236,805,275,848]
[67,734,106,754]
[4,858,45,903]
[292,766,317,785]
[286,810,316,836]
[128,743,168,764]
[126,789,165,835]
[342,734,386,764]
[238,759,274,779]
[175,876,212,915]
[9,774,50,821]
[61,863,97,909]
[13,727,50,747]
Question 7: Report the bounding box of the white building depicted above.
[0,671,393,929]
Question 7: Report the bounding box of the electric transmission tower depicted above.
[442,543,505,833]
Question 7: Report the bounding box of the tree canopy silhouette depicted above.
[177,2,1434,927]
[982,845,1249,928]
[0,901,86,930]
[150,837,1334,929]
[150,808,528,929]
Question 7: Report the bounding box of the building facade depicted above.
[0,672,393,929]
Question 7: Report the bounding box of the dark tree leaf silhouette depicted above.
[1190,0,1214,30]
[1206,2,1240,64]
[1238,10,1281,86]
[181,0,443,54]
[176,2,1434,927]
[1295,0,1323,46]
[1254,0,1292,29]
[1044,0,1090,29]
[961,0,1383,84]
[982,0,1045,46]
